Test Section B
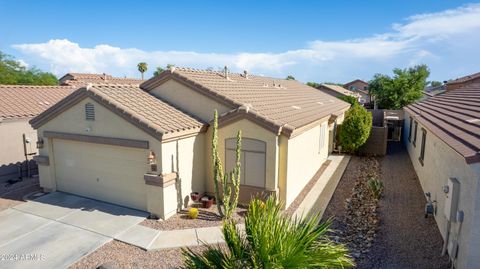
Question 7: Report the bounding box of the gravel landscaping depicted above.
[0,176,42,211]
[140,204,247,231]
[69,240,215,269]
[323,142,451,269]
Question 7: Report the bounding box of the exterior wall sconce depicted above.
[147,150,157,172]
[36,138,44,149]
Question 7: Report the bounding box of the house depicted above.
[0,73,142,182]
[446,72,480,91]
[403,76,480,269]
[59,73,144,86]
[422,84,446,100]
[0,85,74,181]
[316,84,361,101]
[344,79,371,104]
[30,67,350,220]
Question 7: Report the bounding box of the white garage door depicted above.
[52,139,148,211]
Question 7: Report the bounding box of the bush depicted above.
[338,95,359,106]
[182,197,354,268]
[188,208,199,219]
[368,177,383,199]
[339,103,372,153]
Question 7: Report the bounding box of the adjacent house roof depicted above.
[405,83,480,164]
[141,68,350,136]
[0,85,74,120]
[318,84,361,98]
[448,72,480,84]
[423,84,446,97]
[59,73,143,86]
[344,79,369,87]
[30,84,205,141]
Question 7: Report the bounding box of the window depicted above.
[412,121,418,146]
[408,117,413,142]
[225,138,266,188]
[319,123,327,153]
[85,103,95,121]
[419,128,427,165]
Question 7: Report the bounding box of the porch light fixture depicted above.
[36,138,44,149]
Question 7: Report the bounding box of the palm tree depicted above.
[153,67,165,76]
[182,197,354,268]
[137,62,148,80]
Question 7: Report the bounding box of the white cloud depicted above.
[12,3,480,82]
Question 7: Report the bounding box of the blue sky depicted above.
[1,1,479,83]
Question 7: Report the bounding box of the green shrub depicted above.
[339,103,372,153]
[338,95,359,106]
[368,177,383,199]
[182,197,354,268]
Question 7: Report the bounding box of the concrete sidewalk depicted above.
[292,155,350,220]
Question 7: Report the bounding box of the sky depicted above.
[1,0,479,83]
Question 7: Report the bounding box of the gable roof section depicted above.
[30,84,205,141]
[448,72,480,85]
[405,83,480,164]
[344,79,369,87]
[0,85,75,120]
[319,84,361,98]
[141,68,350,137]
[59,73,143,86]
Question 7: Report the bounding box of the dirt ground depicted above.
[324,142,451,269]
[0,176,42,211]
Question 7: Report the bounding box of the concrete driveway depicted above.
[0,192,148,269]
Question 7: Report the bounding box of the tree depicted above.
[339,103,372,152]
[338,95,359,106]
[369,64,430,109]
[0,51,57,85]
[137,62,148,80]
[211,110,242,219]
[153,67,164,76]
[286,75,295,80]
[182,197,354,268]
[306,81,321,88]
[429,80,443,87]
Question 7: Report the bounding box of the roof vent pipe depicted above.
[243,70,248,79]
[224,66,229,79]
[103,73,107,81]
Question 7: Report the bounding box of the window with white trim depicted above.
[85,103,95,121]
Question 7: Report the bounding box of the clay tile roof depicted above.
[141,68,350,133]
[320,84,361,98]
[405,83,480,164]
[30,84,205,140]
[59,73,143,86]
[448,72,480,84]
[0,85,75,119]
[344,79,369,87]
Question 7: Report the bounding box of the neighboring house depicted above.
[316,84,361,102]
[0,85,74,181]
[403,78,480,269]
[30,67,350,220]
[59,73,144,86]
[446,72,480,91]
[422,84,446,100]
[0,73,141,182]
[344,79,371,104]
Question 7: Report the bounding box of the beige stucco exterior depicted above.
[33,77,347,220]
[404,111,480,269]
[150,79,232,122]
[0,118,38,181]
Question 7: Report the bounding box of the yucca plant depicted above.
[368,177,383,200]
[182,197,354,268]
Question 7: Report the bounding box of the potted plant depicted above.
[201,195,214,209]
[190,192,200,202]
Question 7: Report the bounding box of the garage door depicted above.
[52,139,148,211]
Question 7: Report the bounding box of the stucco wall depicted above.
[404,111,480,269]
[205,118,279,199]
[0,118,38,180]
[283,120,329,207]
[149,79,232,122]
[161,133,206,216]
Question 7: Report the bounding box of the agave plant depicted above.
[182,197,354,268]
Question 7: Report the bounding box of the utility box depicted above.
[444,177,460,222]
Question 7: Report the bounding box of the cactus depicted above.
[211,110,242,219]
